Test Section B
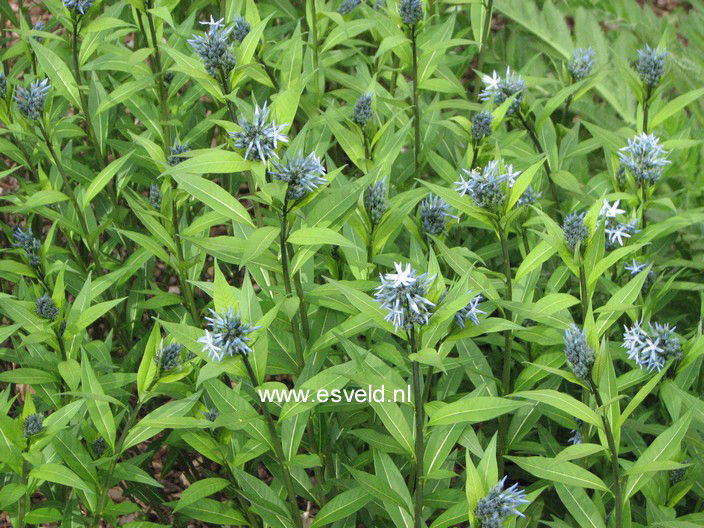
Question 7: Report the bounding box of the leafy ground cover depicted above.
[1,0,703,526]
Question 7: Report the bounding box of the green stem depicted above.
[309,0,320,103]
[470,139,479,168]
[589,379,623,528]
[410,25,421,181]
[517,110,561,218]
[145,0,171,148]
[292,272,311,341]
[241,354,302,528]
[91,402,143,528]
[473,0,494,96]
[257,47,279,92]
[497,225,513,475]
[579,261,588,324]
[219,68,263,226]
[71,21,107,168]
[562,93,574,128]
[170,194,199,323]
[642,85,652,135]
[17,450,29,528]
[38,122,102,273]
[210,432,261,528]
[280,199,306,370]
[410,326,424,528]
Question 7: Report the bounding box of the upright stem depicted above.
[640,181,649,231]
[589,379,623,528]
[309,0,320,103]
[17,451,29,528]
[170,194,199,323]
[257,48,279,92]
[91,402,143,528]
[470,140,479,168]
[578,261,588,324]
[473,0,494,96]
[410,326,424,528]
[410,25,421,181]
[562,93,574,128]
[241,354,303,528]
[219,68,263,226]
[145,0,171,148]
[39,123,102,273]
[71,20,107,169]
[497,225,513,475]
[292,273,311,340]
[517,111,561,218]
[642,85,652,134]
[280,200,306,369]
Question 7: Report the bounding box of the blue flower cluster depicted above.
[0,72,6,98]
[562,212,589,254]
[338,0,361,14]
[198,308,260,362]
[353,92,374,127]
[618,133,670,185]
[471,110,493,141]
[149,184,162,209]
[599,200,639,249]
[636,45,667,89]
[168,139,191,166]
[475,476,529,527]
[14,78,50,120]
[188,16,237,79]
[455,160,521,213]
[624,259,656,292]
[375,262,435,332]
[622,320,681,372]
[36,294,58,321]
[23,413,43,438]
[364,178,388,226]
[92,437,107,457]
[232,16,251,44]
[12,226,41,267]
[479,67,525,116]
[399,0,424,25]
[454,293,485,328]
[568,47,596,82]
[271,152,327,201]
[230,102,288,163]
[420,193,455,237]
[563,324,594,380]
[63,0,94,16]
[155,343,184,371]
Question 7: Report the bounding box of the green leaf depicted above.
[29,41,80,108]
[507,456,611,493]
[82,152,133,207]
[650,88,704,129]
[137,322,160,398]
[428,397,526,426]
[555,484,607,528]
[310,487,371,527]
[174,477,230,513]
[287,227,358,249]
[347,466,411,511]
[29,464,93,494]
[624,410,693,499]
[172,172,254,227]
[81,350,116,450]
[511,390,602,428]
[95,75,158,115]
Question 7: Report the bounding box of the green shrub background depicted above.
[1,0,703,527]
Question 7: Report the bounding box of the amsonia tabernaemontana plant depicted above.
[1,0,703,527]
